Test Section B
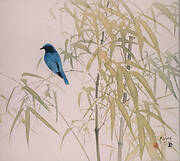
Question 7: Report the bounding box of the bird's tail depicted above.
[57,71,69,85]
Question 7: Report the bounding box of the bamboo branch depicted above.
[58,111,91,161]
[95,73,101,161]
[118,117,124,161]
[127,36,135,70]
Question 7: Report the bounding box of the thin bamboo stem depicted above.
[118,117,124,161]
[95,73,101,161]
[58,112,91,161]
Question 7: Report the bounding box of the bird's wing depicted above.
[53,52,63,72]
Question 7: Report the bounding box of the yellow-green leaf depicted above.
[125,145,139,161]
[130,71,156,102]
[117,67,123,101]
[25,107,30,145]
[116,98,135,139]
[140,109,176,134]
[6,86,18,112]
[119,66,138,109]
[29,107,59,135]
[136,113,145,159]
[134,18,144,61]
[53,91,58,123]
[139,18,162,64]
[97,10,115,41]
[60,128,72,150]
[145,139,162,160]
[86,49,97,71]
[23,86,49,111]
[10,108,24,137]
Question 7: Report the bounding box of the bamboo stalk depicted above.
[118,117,124,161]
[95,73,101,161]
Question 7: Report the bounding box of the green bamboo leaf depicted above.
[53,91,58,123]
[117,66,123,101]
[71,0,90,8]
[25,107,30,146]
[116,98,135,139]
[145,139,162,160]
[60,127,72,150]
[138,18,162,64]
[91,14,99,44]
[125,145,139,161]
[29,107,59,135]
[119,66,138,109]
[86,49,97,71]
[136,113,145,159]
[143,115,156,143]
[6,86,18,112]
[130,71,156,102]
[64,2,75,18]
[153,2,177,25]
[73,42,91,54]
[9,108,24,137]
[23,86,49,111]
[154,68,177,99]
[78,92,83,107]
[140,109,176,134]
[99,69,107,82]
[134,18,144,61]
[22,73,44,79]
[97,10,115,41]
[49,8,56,20]
[109,97,115,141]
[36,57,42,71]
[74,9,81,38]
[104,63,116,77]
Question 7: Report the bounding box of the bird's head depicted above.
[40,43,56,53]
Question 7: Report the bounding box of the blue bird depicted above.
[40,43,69,85]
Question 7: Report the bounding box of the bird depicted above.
[40,43,69,85]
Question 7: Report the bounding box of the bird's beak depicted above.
[40,47,44,50]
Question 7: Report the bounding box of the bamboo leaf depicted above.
[23,86,49,111]
[145,139,162,160]
[154,68,177,99]
[119,66,138,109]
[97,10,115,41]
[136,113,145,159]
[9,108,24,137]
[140,109,176,134]
[104,63,116,77]
[153,2,177,25]
[25,107,30,146]
[99,69,107,82]
[134,18,144,61]
[71,0,90,8]
[60,128,72,150]
[125,145,139,161]
[53,91,58,123]
[22,73,44,79]
[117,67,123,101]
[139,18,162,64]
[78,92,83,107]
[130,71,156,102]
[6,86,18,112]
[73,42,91,54]
[116,98,135,139]
[29,107,59,135]
[86,49,97,71]
[36,57,42,71]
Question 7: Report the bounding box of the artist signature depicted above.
[160,136,173,147]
